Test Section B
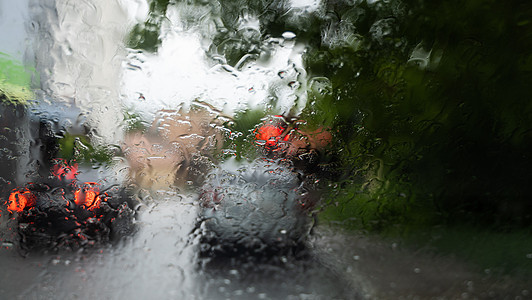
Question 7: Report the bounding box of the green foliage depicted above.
[126,0,171,51]
[305,0,532,231]
[406,225,532,276]
[223,108,267,161]
[58,134,113,165]
[123,110,149,133]
[0,53,34,105]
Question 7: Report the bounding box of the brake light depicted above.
[7,189,36,213]
[255,124,284,147]
[74,183,102,210]
[51,159,79,181]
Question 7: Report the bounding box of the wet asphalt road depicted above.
[0,193,357,299]
[1,192,530,299]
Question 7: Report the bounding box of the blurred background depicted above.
[1,0,531,298]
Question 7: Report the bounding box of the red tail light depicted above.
[74,182,102,210]
[7,189,36,213]
[255,124,284,147]
[51,159,79,181]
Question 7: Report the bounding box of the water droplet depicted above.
[288,81,300,89]
[282,31,296,40]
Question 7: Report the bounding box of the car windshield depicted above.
[1,0,531,298]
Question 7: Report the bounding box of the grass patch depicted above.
[415,226,532,277]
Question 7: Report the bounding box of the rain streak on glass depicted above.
[1,0,531,299]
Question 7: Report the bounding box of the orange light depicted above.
[255,124,284,147]
[74,183,101,210]
[7,189,36,213]
[52,160,79,181]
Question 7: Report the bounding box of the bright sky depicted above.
[0,0,29,61]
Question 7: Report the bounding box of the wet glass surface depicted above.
[1,0,532,298]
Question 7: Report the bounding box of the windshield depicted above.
[1,0,531,298]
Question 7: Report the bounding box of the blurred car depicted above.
[196,157,322,256]
[123,109,333,255]
[0,98,138,252]
[196,115,332,255]
[1,158,138,252]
